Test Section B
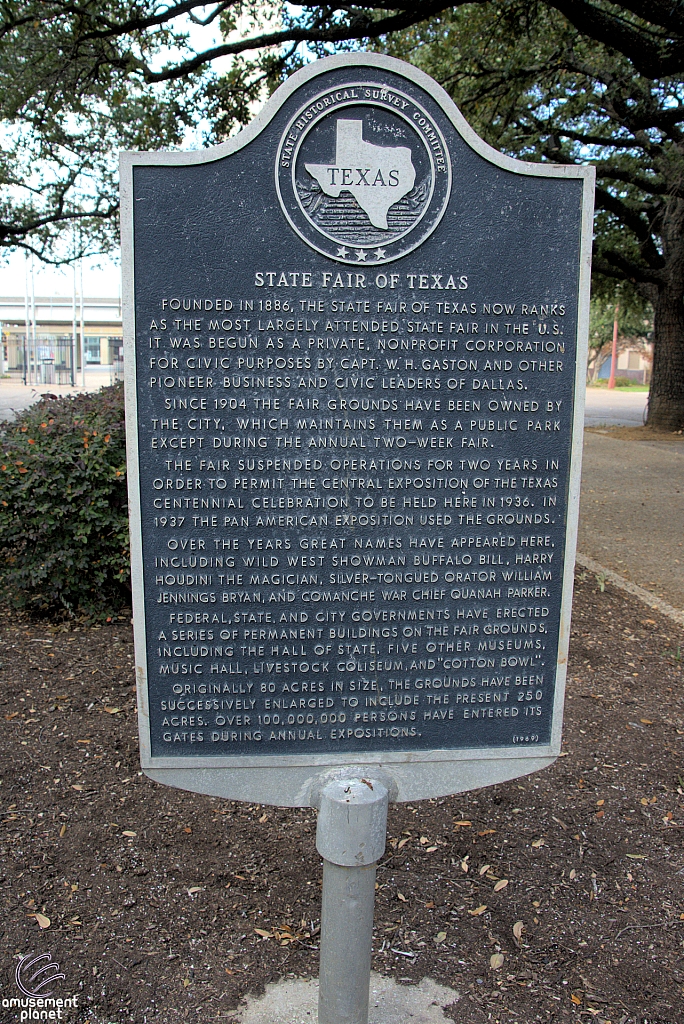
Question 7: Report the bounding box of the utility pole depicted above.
[30,255,37,386]
[23,255,29,385]
[80,261,86,388]
[72,261,77,386]
[608,303,619,389]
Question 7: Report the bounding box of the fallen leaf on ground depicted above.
[469,905,487,916]
[32,913,50,929]
[104,707,122,714]
[479,864,491,876]
[490,953,504,970]
[531,838,545,848]
[513,921,524,940]
[435,931,447,943]
[493,879,509,892]
[122,830,136,837]
[397,892,407,902]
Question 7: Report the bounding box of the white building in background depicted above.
[595,343,652,384]
[0,294,123,384]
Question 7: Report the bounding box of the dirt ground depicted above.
[1,572,683,1024]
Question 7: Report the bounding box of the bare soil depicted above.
[584,426,684,447]
[1,571,683,1024]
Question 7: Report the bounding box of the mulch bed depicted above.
[1,571,683,1024]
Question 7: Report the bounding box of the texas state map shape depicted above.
[305,119,416,230]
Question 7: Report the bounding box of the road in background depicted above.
[2,377,681,610]
[583,387,648,427]
[1,378,652,425]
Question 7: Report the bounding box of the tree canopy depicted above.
[1,1,683,426]
[377,3,684,426]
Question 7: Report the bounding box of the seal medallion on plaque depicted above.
[276,83,451,264]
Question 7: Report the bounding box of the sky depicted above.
[0,252,121,299]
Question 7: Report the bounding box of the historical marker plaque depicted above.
[121,54,594,806]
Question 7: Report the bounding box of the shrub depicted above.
[0,383,130,617]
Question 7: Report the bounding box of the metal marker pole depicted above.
[316,778,389,1024]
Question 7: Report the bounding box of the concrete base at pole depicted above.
[233,973,460,1024]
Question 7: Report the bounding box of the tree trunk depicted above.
[646,283,684,431]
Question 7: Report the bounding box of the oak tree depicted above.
[1,2,682,426]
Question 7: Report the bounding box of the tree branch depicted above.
[539,125,653,153]
[594,186,664,269]
[592,251,664,286]
[548,0,684,78]
[135,3,466,83]
[592,163,674,198]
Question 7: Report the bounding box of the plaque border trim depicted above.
[120,52,595,806]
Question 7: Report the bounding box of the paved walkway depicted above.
[583,387,648,427]
[0,373,116,420]
[578,429,684,610]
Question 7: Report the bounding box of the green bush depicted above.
[0,383,130,617]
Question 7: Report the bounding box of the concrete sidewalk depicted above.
[578,428,684,610]
[0,372,116,420]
